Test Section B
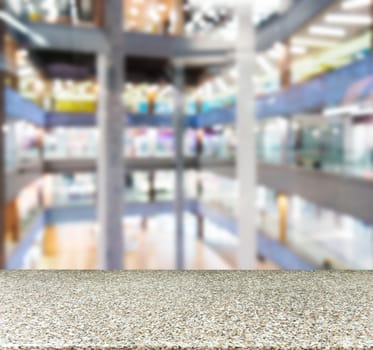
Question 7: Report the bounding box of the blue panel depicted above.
[45,112,176,128]
[194,106,235,128]
[46,112,96,127]
[257,54,373,118]
[7,213,45,269]
[194,202,237,233]
[324,55,373,107]
[45,205,96,224]
[257,93,282,118]
[5,88,45,126]
[257,232,315,270]
[126,201,175,216]
[301,78,324,112]
[127,114,173,128]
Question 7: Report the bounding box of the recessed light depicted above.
[158,4,167,13]
[292,37,337,48]
[130,7,139,16]
[325,13,372,26]
[308,25,346,38]
[341,0,371,10]
[290,46,308,55]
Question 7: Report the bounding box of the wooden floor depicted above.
[37,216,279,270]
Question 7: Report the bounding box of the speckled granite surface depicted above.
[0,271,372,350]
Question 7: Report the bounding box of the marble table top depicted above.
[0,271,372,350]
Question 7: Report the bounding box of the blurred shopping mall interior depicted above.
[0,0,373,270]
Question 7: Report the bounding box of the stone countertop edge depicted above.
[0,270,372,350]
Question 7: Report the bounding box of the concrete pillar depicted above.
[97,0,125,269]
[173,63,185,270]
[0,0,5,268]
[236,2,256,269]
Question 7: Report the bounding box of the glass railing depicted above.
[257,148,373,180]
[45,171,198,208]
[43,143,197,160]
[46,187,198,208]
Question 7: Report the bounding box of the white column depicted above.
[97,0,125,269]
[173,63,185,270]
[236,2,257,269]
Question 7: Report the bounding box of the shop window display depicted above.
[5,121,43,172]
[6,0,97,26]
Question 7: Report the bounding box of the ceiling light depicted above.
[148,8,161,22]
[309,25,346,38]
[322,104,373,117]
[342,0,371,10]
[34,80,45,94]
[158,4,167,13]
[292,37,337,48]
[16,49,28,65]
[325,13,372,26]
[323,105,357,117]
[18,66,34,76]
[290,46,308,55]
[130,7,139,16]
